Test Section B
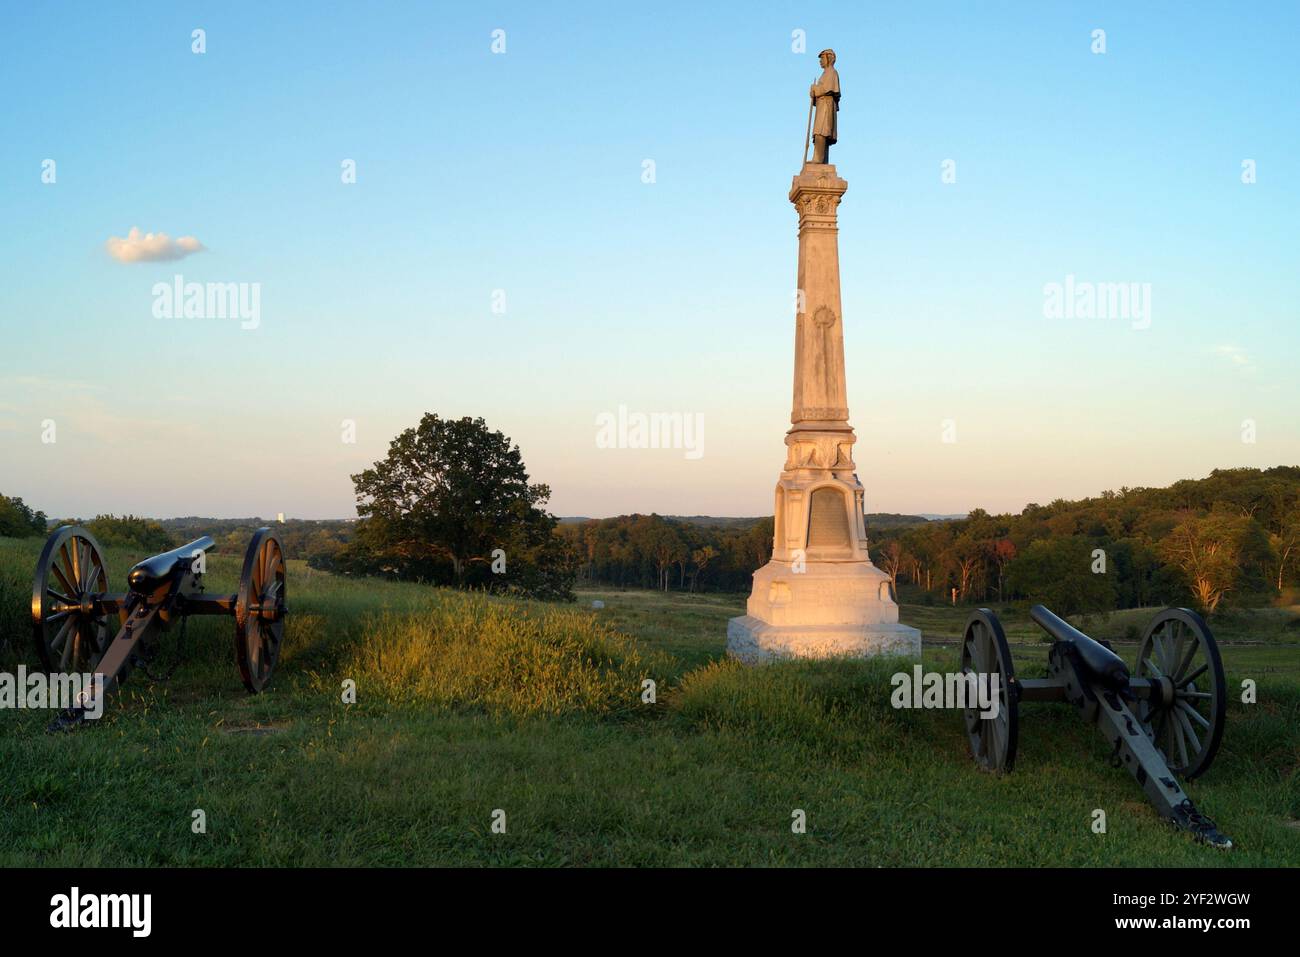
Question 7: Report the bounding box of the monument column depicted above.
[726,50,921,663]
[789,165,850,433]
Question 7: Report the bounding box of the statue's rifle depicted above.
[803,80,815,164]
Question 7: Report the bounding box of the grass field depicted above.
[1,534,1298,866]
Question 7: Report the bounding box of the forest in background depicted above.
[2,465,1297,615]
[868,466,1300,614]
[554,466,1300,614]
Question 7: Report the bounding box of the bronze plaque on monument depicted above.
[806,487,850,548]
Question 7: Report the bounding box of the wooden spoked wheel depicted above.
[31,526,121,673]
[1135,608,1225,779]
[234,528,286,693]
[960,609,1019,772]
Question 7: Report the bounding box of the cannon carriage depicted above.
[960,604,1231,847]
[30,525,287,730]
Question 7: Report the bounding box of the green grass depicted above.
[1,535,1298,866]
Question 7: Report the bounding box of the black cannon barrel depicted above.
[127,536,215,593]
[1029,604,1130,691]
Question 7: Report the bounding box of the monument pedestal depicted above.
[726,162,921,663]
[728,562,922,663]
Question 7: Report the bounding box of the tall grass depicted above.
[1,535,662,721]
[0,538,36,664]
[338,593,661,718]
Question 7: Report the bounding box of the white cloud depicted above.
[105,226,206,263]
[1211,344,1254,372]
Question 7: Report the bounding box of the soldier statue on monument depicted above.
[808,48,840,164]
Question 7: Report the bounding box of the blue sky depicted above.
[1,1,1297,519]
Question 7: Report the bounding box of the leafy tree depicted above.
[1269,517,1300,594]
[350,414,573,600]
[0,495,47,537]
[84,514,173,552]
[642,520,687,591]
[1108,537,1162,608]
[742,518,774,571]
[901,521,952,593]
[689,545,718,592]
[1159,513,1248,613]
[876,540,907,590]
[944,532,984,601]
[1005,536,1116,615]
[988,538,1016,601]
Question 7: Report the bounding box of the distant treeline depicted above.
[871,466,1300,614]
[555,511,933,592]
[557,467,1300,614]
[4,465,1297,614]
[557,514,776,592]
[0,512,354,568]
[157,517,352,563]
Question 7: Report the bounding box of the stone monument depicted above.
[727,51,922,663]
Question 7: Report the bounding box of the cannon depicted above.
[960,604,1231,848]
[30,525,287,730]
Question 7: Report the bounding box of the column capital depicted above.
[790,163,848,230]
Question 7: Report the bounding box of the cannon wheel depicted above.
[31,526,122,673]
[960,609,1019,772]
[1135,608,1225,779]
[234,528,286,693]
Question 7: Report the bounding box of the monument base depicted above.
[726,560,922,663]
[726,616,921,664]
